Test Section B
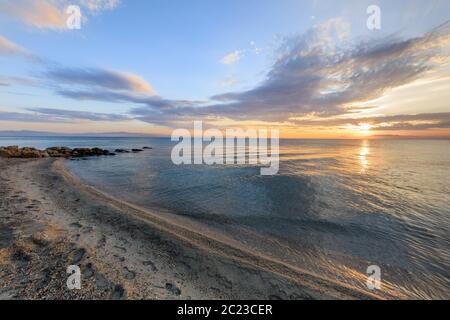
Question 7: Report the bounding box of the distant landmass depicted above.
[370,134,450,140]
[0,131,448,140]
[0,130,162,137]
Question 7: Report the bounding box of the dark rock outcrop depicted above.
[46,147,73,158]
[0,146,21,158]
[0,146,115,159]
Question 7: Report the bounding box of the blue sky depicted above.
[1,0,450,137]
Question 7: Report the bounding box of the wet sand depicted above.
[0,158,381,300]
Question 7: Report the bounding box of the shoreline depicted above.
[0,158,382,300]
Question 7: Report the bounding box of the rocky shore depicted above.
[0,146,116,159]
[0,145,156,159]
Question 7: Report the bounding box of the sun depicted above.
[358,123,373,132]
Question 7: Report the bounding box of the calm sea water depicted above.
[2,137,449,298]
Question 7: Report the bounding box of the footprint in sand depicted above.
[81,226,93,234]
[123,267,136,280]
[30,236,49,247]
[96,236,106,248]
[114,245,127,253]
[70,248,86,264]
[142,260,158,272]
[69,222,82,229]
[113,255,125,262]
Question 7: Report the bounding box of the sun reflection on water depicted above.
[359,140,370,173]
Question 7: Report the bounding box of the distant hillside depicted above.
[0,130,162,138]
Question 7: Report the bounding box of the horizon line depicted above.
[0,130,449,140]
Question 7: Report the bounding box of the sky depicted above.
[0,0,449,138]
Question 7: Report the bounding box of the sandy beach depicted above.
[0,158,382,300]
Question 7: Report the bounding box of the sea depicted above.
[1,136,449,299]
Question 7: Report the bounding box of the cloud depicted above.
[2,17,449,132]
[0,75,39,87]
[0,0,66,30]
[220,42,262,65]
[249,41,261,55]
[0,35,36,60]
[50,19,449,129]
[0,107,129,123]
[220,51,241,65]
[0,36,155,96]
[292,113,450,131]
[57,89,205,111]
[0,111,65,123]
[220,78,236,87]
[46,67,156,94]
[155,20,449,128]
[0,0,120,30]
[361,113,450,131]
[78,0,120,13]
[195,19,450,122]
[27,107,129,121]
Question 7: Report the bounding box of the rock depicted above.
[165,283,181,296]
[123,267,136,280]
[0,145,116,159]
[45,147,73,158]
[21,147,45,158]
[0,146,20,158]
[143,146,153,149]
[7,145,19,153]
[0,148,10,158]
[92,147,105,155]
[72,148,93,157]
[132,149,143,152]
[11,248,31,265]
[72,148,115,157]
[0,146,51,158]
[111,284,125,299]
[114,149,130,153]
[84,263,95,278]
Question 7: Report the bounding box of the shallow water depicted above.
[2,137,449,298]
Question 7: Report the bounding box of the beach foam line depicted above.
[54,158,391,300]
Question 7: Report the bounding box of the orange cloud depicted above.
[0,0,120,30]
[1,0,66,30]
[0,35,34,58]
